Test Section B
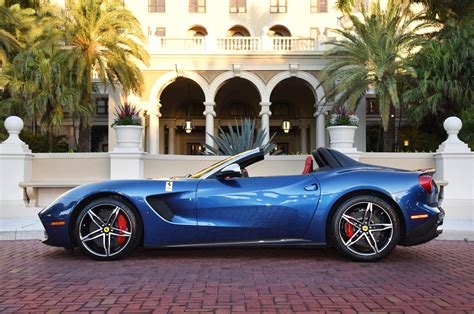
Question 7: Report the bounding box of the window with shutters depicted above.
[230,0,246,13]
[310,0,327,13]
[270,0,287,13]
[189,0,206,13]
[148,0,165,12]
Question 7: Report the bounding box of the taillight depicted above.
[419,175,433,194]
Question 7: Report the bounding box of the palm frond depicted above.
[317,0,427,131]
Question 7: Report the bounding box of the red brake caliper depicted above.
[117,213,128,246]
[345,222,354,238]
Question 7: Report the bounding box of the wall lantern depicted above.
[403,139,409,147]
[281,120,292,133]
[183,119,194,134]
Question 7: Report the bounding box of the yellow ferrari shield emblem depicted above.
[103,226,110,233]
[362,225,369,232]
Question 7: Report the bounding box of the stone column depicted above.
[300,124,308,154]
[0,116,33,204]
[168,122,176,155]
[203,102,216,148]
[315,105,326,148]
[259,102,272,144]
[147,102,161,155]
[159,123,165,154]
[434,117,474,200]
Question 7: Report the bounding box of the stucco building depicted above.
[54,0,374,154]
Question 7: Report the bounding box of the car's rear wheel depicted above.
[330,195,400,262]
[74,197,142,261]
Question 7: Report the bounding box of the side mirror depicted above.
[216,163,241,179]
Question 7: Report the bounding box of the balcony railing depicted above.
[148,37,206,52]
[216,37,261,51]
[272,37,317,51]
[148,36,334,53]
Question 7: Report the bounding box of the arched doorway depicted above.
[269,77,316,154]
[214,77,261,136]
[160,77,206,155]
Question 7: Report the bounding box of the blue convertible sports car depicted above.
[39,148,444,262]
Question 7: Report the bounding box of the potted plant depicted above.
[112,103,143,151]
[326,107,359,151]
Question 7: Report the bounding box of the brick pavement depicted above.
[0,240,473,313]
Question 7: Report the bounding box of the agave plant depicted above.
[202,118,276,156]
[111,103,141,127]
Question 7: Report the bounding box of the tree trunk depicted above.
[383,108,396,152]
[72,117,78,151]
[48,127,53,152]
[77,121,90,152]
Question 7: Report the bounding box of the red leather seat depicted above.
[302,155,313,174]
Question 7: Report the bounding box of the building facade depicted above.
[54,0,373,154]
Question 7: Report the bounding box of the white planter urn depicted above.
[114,125,143,152]
[327,125,358,152]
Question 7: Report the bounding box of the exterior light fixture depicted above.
[183,119,194,134]
[281,120,292,133]
[403,139,409,147]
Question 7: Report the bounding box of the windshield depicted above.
[189,151,249,179]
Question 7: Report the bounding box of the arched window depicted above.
[186,25,208,37]
[268,25,291,37]
[226,25,251,37]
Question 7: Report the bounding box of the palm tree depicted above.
[0,44,78,150]
[0,4,23,65]
[0,3,63,143]
[413,0,474,26]
[62,0,149,151]
[317,0,427,151]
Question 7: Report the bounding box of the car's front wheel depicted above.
[330,195,400,262]
[74,197,142,261]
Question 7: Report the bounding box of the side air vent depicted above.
[146,196,175,221]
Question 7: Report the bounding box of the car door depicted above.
[196,174,320,243]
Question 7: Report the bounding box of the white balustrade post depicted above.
[434,117,474,200]
[259,102,272,145]
[261,27,272,51]
[203,102,216,149]
[0,116,33,204]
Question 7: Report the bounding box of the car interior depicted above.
[221,147,364,179]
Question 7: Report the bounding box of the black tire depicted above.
[329,195,400,262]
[74,197,142,261]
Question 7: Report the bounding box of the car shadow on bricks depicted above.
[36,243,430,264]
[14,239,455,266]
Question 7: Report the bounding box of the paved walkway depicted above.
[0,240,473,312]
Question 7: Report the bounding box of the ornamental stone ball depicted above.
[4,116,24,134]
[436,116,470,153]
[1,116,29,151]
[443,116,462,134]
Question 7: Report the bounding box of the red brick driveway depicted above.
[0,240,473,313]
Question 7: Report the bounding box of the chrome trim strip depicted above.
[165,238,310,248]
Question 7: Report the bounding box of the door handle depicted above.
[304,183,318,191]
